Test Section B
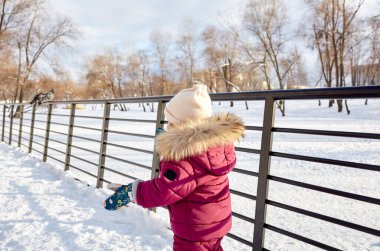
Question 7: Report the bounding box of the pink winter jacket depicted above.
[134,113,245,242]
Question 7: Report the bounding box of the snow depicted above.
[0,98,380,250]
[0,143,172,250]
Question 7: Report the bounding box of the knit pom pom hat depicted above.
[164,84,212,124]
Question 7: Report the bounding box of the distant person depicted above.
[103,84,245,251]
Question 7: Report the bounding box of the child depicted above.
[104,84,245,251]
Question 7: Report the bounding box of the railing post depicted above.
[43,104,53,162]
[151,100,165,180]
[18,105,24,147]
[149,100,165,212]
[253,97,276,251]
[96,101,111,189]
[1,105,5,142]
[8,105,14,145]
[64,104,76,171]
[28,104,36,153]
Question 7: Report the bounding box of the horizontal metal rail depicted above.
[72,135,101,143]
[102,167,139,181]
[232,211,255,224]
[47,146,66,155]
[232,168,259,177]
[48,138,67,146]
[106,129,154,139]
[101,178,113,185]
[48,155,65,165]
[32,141,45,147]
[226,233,253,247]
[20,136,29,142]
[264,223,342,251]
[50,113,70,117]
[69,164,97,179]
[210,86,380,101]
[267,199,380,237]
[72,125,102,132]
[34,119,47,123]
[75,115,103,120]
[33,134,45,139]
[230,189,257,201]
[49,130,67,136]
[272,127,380,140]
[235,147,261,155]
[245,125,263,131]
[49,121,68,127]
[107,117,157,123]
[105,142,153,154]
[71,144,99,155]
[32,148,44,155]
[268,175,380,205]
[20,142,29,148]
[105,154,152,170]
[70,155,98,166]
[271,151,380,172]
[17,86,373,105]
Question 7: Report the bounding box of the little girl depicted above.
[104,84,245,251]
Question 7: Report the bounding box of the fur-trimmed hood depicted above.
[155,112,245,161]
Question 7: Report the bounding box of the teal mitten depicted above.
[103,183,132,211]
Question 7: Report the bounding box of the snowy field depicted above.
[0,98,379,250]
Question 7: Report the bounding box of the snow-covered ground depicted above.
[0,98,379,250]
[0,143,173,250]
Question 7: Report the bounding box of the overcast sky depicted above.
[49,0,244,81]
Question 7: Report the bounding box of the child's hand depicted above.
[103,183,132,210]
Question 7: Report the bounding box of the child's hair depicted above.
[164,84,212,124]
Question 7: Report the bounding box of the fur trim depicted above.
[155,112,245,161]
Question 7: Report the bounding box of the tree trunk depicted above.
[277,100,286,116]
[13,85,25,118]
[344,99,350,115]
[329,99,335,107]
[337,99,343,112]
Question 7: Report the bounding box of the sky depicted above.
[47,0,379,83]
[49,0,244,81]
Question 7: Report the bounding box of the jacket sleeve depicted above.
[135,160,197,208]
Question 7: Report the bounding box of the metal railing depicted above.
[0,86,379,250]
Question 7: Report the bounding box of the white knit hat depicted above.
[164,84,212,124]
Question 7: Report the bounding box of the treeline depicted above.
[0,0,379,114]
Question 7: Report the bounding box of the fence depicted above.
[0,86,379,250]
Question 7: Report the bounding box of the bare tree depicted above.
[150,29,172,95]
[126,50,153,111]
[176,20,198,88]
[85,51,127,105]
[0,0,31,41]
[308,0,365,113]
[244,0,301,116]
[13,0,77,116]
[201,25,241,106]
